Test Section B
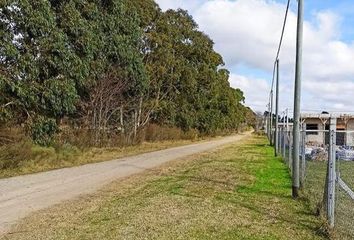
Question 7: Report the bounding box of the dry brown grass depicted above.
[0,138,209,179]
[0,124,216,178]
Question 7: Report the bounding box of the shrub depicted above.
[28,117,59,146]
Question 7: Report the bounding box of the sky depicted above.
[155,0,354,115]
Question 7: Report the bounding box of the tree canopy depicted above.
[0,0,254,145]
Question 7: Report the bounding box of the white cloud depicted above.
[229,74,269,110]
[156,0,354,113]
[194,0,292,70]
[157,0,203,12]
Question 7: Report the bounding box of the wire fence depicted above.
[263,0,352,236]
[273,120,354,239]
[335,130,354,239]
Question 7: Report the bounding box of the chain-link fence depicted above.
[279,128,292,173]
[274,120,354,239]
[335,130,354,239]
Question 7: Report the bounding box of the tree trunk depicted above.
[134,110,137,139]
[120,106,124,134]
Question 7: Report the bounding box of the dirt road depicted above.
[0,133,249,234]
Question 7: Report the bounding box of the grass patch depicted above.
[4,135,326,240]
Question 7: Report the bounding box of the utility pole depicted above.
[292,0,304,199]
[275,59,280,156]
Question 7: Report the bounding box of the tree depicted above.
[0,0,80,144]
[0,0,253,146]
[135,7,249,133]
[0,0,148,144]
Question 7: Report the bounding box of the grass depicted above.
[3,135,326,240]
[0,139,208,179]
[304,161,354,240]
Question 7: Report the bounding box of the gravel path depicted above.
[0,133,249,234]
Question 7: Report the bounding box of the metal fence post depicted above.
[267,104,271,141]
[283,127,286,159]
[289,131,293,172]
[300,123,306,188]
[277,127,280,155]
[280,126,284,158]
[279,127,282,155]
[279,126,282,157]
[285,109,289,164]
[270,91,274,146]
[327,117,336,228]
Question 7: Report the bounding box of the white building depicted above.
[301,113,354,146]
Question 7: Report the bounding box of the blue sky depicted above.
[305,1,354,42]
[156,0,354,114]
[237,0,354,111]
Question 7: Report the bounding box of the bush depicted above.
[28,117,59,146]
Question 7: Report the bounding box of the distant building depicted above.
[301,113,354,146]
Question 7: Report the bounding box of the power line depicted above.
[270,0,291,92]
[275,0,291,62]
[267,0,291,147]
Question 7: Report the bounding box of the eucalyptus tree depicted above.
[48,0,148,141]
[0,0,80,144]
[0,0,253,145]
[0,0,147,144]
